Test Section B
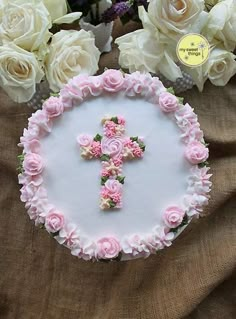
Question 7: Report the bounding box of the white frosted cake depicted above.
[18,70,212,261]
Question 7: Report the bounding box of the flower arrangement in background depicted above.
[115,0,236,91]
[68,0,112,25]
[101,0,148,24]
[68,0,148,25]
[0,0,100,103]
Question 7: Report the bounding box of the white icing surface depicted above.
[41,92,191,241]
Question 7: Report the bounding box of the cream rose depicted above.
[0,44,44,103]
[146,0,207,39]
[205,47,236,86]
[115,28,182,82]
[43,0,82,24]
[0,0,52,52]
[204,0,236,51]
[45,30,100,92]
[43,0,67,21]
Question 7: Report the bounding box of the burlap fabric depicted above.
[0,22,235,319]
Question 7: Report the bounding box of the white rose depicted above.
[0,0,52,52]
[43,0,67,21]
[182,46,236,90]
[205,47,236,86]
[146,0,208,39]
[45,30,100,92]
[115,27,182,81]
[204,0,236,51]
[0,44,44,103]
[43,0,82,24]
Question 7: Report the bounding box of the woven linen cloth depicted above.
[0,22,236,319]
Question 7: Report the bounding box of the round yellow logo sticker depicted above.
[177,33,210,67]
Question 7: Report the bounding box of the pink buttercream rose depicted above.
[101,186,110,198]
[118,116,126,125]
[101,137,123,158]
[159,92,178,112]
[104,179,122,195]
[113,157,123,166]
[23,153,44,176]
[91,141,102,158]
[104,120,116,138]
[164,206,185,228]
[45,210,65,233]
[110,193,122,204]
[132,146,143,158]
[101,169,110,177]
[97,237,121,259]
[43,96,64,118]
[185,141,209,164]
[123,137,134,147]
[102,69,124,92]
[77,134,93,147]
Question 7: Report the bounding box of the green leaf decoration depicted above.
[98,258,111,263]
[100,154,110,162]
[108,200,116,208]
[50,92,59,97]
[171,214,189,233]
[94,134,102,142]
[17,153,25,173]
[111,116,119,124]
[198,161,209,168]
[167,87,175,95]
[101,176,109,185]
[39,224,45,229]
[178,97,184,104]
[130,136,139,142]
[51,230,60,237]
[138,141,146,152]
[99,252,122,263]
[113,252,122,262]
[116,176,125,184]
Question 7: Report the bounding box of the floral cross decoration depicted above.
[77,115,146,210]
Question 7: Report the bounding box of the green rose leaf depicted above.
[94,134,102,142]
[138,141,146,152]
[101,176,109,185]
[198,161,209,168]
[171,214,189,233]
[111,116,119,124]
[51,230,60,237]
[100,154,110,162]
[130,136,139,142]
[116,176,125,184]
[17,153,25,173]
[113,252,122,262]
[167,87,175,95]
[178,97,184,104]
[109,200,116,208]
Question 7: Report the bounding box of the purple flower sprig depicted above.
[101,2,131,24]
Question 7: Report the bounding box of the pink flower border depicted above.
[18,70,212,262]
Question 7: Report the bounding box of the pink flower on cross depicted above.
[77,115,146,210]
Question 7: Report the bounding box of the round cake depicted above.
[18,70,212,261]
